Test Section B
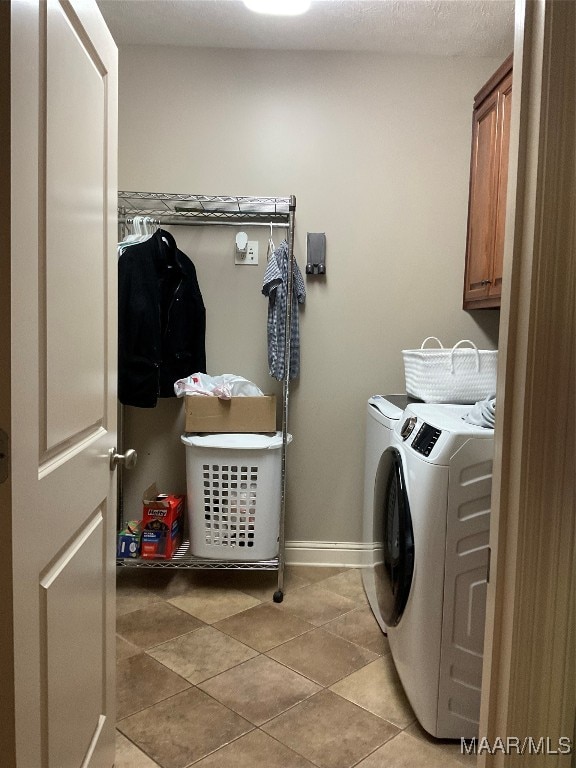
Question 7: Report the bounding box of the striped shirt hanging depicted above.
[262,240,306,381]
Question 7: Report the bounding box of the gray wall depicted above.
[118,45,501,558]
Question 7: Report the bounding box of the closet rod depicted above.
[119,217,289,229]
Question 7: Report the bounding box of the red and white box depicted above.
[140,483,185,560]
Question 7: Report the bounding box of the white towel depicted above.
[463,397,496,429]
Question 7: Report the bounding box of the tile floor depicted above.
[116,566,475,768]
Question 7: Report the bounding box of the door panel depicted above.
[7,1,118,766]
[490,72,512,298]
[463,92,499,303]
[45,1,107,452]
[42,510,105,768]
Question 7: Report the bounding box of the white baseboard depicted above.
[284,540,371,568]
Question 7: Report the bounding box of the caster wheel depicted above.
[273,590,284,603]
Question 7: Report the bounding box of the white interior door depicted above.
[2,1,118,765]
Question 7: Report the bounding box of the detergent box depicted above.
[140,484,185,560]
[117,520,142,559]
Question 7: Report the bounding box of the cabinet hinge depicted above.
[0,428,9,484]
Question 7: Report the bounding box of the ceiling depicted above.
[97,0,514,58]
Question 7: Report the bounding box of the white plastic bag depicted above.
[174,373,264,399]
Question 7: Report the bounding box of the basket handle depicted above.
[450,339,480,373]
[420,336,444,349]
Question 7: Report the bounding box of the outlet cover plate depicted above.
[235,241,259,265]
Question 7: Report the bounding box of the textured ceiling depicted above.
[97,0,514,57]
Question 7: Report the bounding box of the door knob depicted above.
[109,447,138,470]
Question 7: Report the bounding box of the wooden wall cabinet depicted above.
[463,54,513,310]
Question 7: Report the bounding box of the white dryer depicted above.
[361,395,407,633]
[378,403,494,739]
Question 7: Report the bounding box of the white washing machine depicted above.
[376,402,494,739]
[361,395,408,633]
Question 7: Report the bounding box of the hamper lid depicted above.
[181,431,291,450]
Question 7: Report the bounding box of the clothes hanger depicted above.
[118,215,155,249]
[144,217,160,236]
[267,222,276,261]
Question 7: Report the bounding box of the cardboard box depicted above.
[140,484,185,560]
[184,395,276,433]
[117,520,142,558]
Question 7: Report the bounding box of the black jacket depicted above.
[118,229,206,407]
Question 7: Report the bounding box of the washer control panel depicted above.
[412,422,442,457]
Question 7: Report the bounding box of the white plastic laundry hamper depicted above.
[181,432,291,561]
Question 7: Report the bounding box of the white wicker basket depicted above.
[402,337,498,404]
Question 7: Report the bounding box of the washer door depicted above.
[375,447,414,627]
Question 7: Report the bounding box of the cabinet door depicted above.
[490,71,513,299]
[463,90,500,304]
